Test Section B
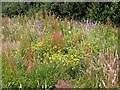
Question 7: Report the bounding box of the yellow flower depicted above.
[62,60,64,63]
[58,57,62,61]
[70,55,74,59]
[74,58,79,61]
[49,57,52,60]
[38,55,40,58]
[58,50,61,53]
[74,54,77,57]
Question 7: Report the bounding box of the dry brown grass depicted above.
[2,40,20,54]
[24,46,37,74]
[52,31,64,49]
[98,49,119,87]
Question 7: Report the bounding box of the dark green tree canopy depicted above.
[2,2,120,26]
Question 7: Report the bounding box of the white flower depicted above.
[68,31,71,34]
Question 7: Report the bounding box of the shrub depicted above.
[87,2,120,26]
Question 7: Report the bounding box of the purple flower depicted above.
[86,22,95,29]
[79,22,84,26]
[86,22,95,27]
[37,19,42,29]
[73,20,79,24]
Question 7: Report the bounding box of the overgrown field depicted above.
[1,11,119,88]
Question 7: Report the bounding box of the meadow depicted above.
[1,11,119,88]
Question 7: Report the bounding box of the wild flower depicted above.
[68,31,71,34]
[86,22,95,29]
[73,20,79,24]
[37,19,43,29]
[2,12,118,88]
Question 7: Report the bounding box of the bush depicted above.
[2,2,120,25]
[40,2,90,20]
[87,2,120,26]
[2,2,28,17]
[2,2,41,18]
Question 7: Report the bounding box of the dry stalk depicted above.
[98,49,119,88]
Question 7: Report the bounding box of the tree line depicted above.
[2,2,120,26]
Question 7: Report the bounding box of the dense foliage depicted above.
[1,1,119,89]
[1,11,119,88]
[2,2,120,26]
[87,2,120,26]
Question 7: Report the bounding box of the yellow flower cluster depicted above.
[48,53,79,67]
[31,41,80,67]
[31,41,44,51]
